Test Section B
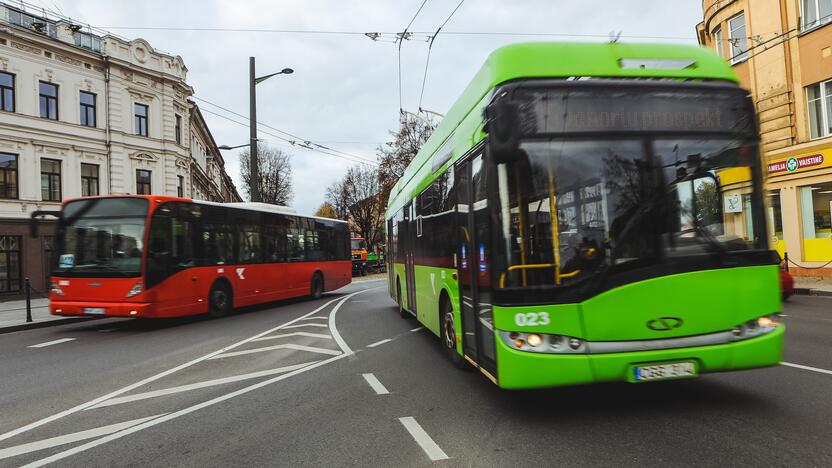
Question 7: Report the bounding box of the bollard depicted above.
[783,252,789,273]
[25,277,32,323]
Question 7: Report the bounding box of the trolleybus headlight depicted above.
[526,334,543,347]
[757,315,777,328]
[732,325,745,337]
[732,314,780,341]
[126,281,143,298]
[568,338,582,350]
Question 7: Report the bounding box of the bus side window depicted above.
[239,225,262,264]
[201,224,234,265]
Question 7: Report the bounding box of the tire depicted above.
[440,298,467,369]
[310,273,324,300]
[208,282,232,318]
[396,279,408,318]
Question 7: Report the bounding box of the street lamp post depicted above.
[248,57,293,203]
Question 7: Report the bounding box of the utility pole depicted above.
[249,56,260,203]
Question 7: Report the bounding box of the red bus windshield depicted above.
[54,198,148,278]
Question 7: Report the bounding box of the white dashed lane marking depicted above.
[28,338,76,348]
[367,338,392,348]
[398,417,450,461]
[410,327,424,332]
[782,362,832,376]
[361,373,390,395]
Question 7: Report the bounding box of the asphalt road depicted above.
[0,280,830,467]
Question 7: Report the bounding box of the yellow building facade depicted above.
[698,0,832,277]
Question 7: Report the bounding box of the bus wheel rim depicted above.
[213,290,227,309]
[443,311,456,349]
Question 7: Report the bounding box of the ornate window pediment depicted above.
[129,151,158,162]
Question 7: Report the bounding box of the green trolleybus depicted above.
[385,42,784,389]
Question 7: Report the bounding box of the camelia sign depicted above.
[767,152,829,176]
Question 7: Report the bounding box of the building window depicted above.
[801,0,832,31]
[40,158,62,202]
[767,191,784,241]
[73,31,102,52]
[175,114,182,144]
[0,236,22,293]
[713,26,724,59]
[134,103,149,136]
[0,71,14,112]
[79,91,96,127]
[39,81,58,120]
[81,163,99,196]
[728,13,748,63]
[799,182,832,239]
[136,169,152,194]
[177,175,184,197]
[0,153,18,199]
[807,80,832,139]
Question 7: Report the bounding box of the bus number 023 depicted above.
[514,312,550,326]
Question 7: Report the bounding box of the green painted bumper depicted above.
[495,325,784,389]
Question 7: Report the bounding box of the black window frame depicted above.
[0,152,19,200]
[40,158,62,202]
[134,103,149,137]
[0,71,14,112]
[136,169,152,195]
[175,114,182,144]
[79,91,96,127]
[0,235,22,293]
[39,81,58,120]
[80,163,99,197]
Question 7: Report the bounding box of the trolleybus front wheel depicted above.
[441,298,467,369]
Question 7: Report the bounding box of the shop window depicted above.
[767,191,784,241]
[0,235,22,292]
[799,182,832,239]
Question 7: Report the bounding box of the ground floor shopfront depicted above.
[0,219,56,297]
[765,138,832,278]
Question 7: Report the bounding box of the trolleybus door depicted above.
[457,155,497,375]
[404,202,417,315]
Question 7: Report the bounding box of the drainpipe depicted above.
[103,54,113,194]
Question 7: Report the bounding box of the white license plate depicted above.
[83,307,105,315]
[633,362,696,382]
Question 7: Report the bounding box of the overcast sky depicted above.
[53,0,702,215]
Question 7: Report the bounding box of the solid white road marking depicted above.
[782,362,832,376]
[252,332,332,342]
[367,338,392,348]
[0,415,164,461]
[410,327,424,332]
[209,343,342,359]
[0,295,346,444]
[282,323,329,329]
[22,289,379,468]
[398,417,450,461]
[362,373,390,395]
[89,362,318,409]
[299,316,328,321]
[28,338,76,348]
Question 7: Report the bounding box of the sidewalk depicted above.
[793,276,832,296]
[0,297,94,334]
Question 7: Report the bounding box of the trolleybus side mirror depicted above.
[485,100,520,164]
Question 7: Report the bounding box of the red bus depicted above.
[32,195,351,318]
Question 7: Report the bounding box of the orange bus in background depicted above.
[32,195,351,318]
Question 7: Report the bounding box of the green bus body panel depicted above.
[493,265,780,341]
[495,326,783,389]
[385,41,738,218]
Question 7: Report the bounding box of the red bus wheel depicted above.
[310,273,324,299]
[208,283,232,318]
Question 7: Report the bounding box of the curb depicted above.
[0,316,100,335]
[794,288,832,297]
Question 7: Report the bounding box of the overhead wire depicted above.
[192,96,377,164]
[398,0,430,114]
[418,0,465,112]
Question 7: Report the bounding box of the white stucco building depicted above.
[0,3,240,294]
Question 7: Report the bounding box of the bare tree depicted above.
[326,165,385,250]
[325,179,350,220]
[240,144,293,205]
[314,202,338,219]
[376,112,436,199]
